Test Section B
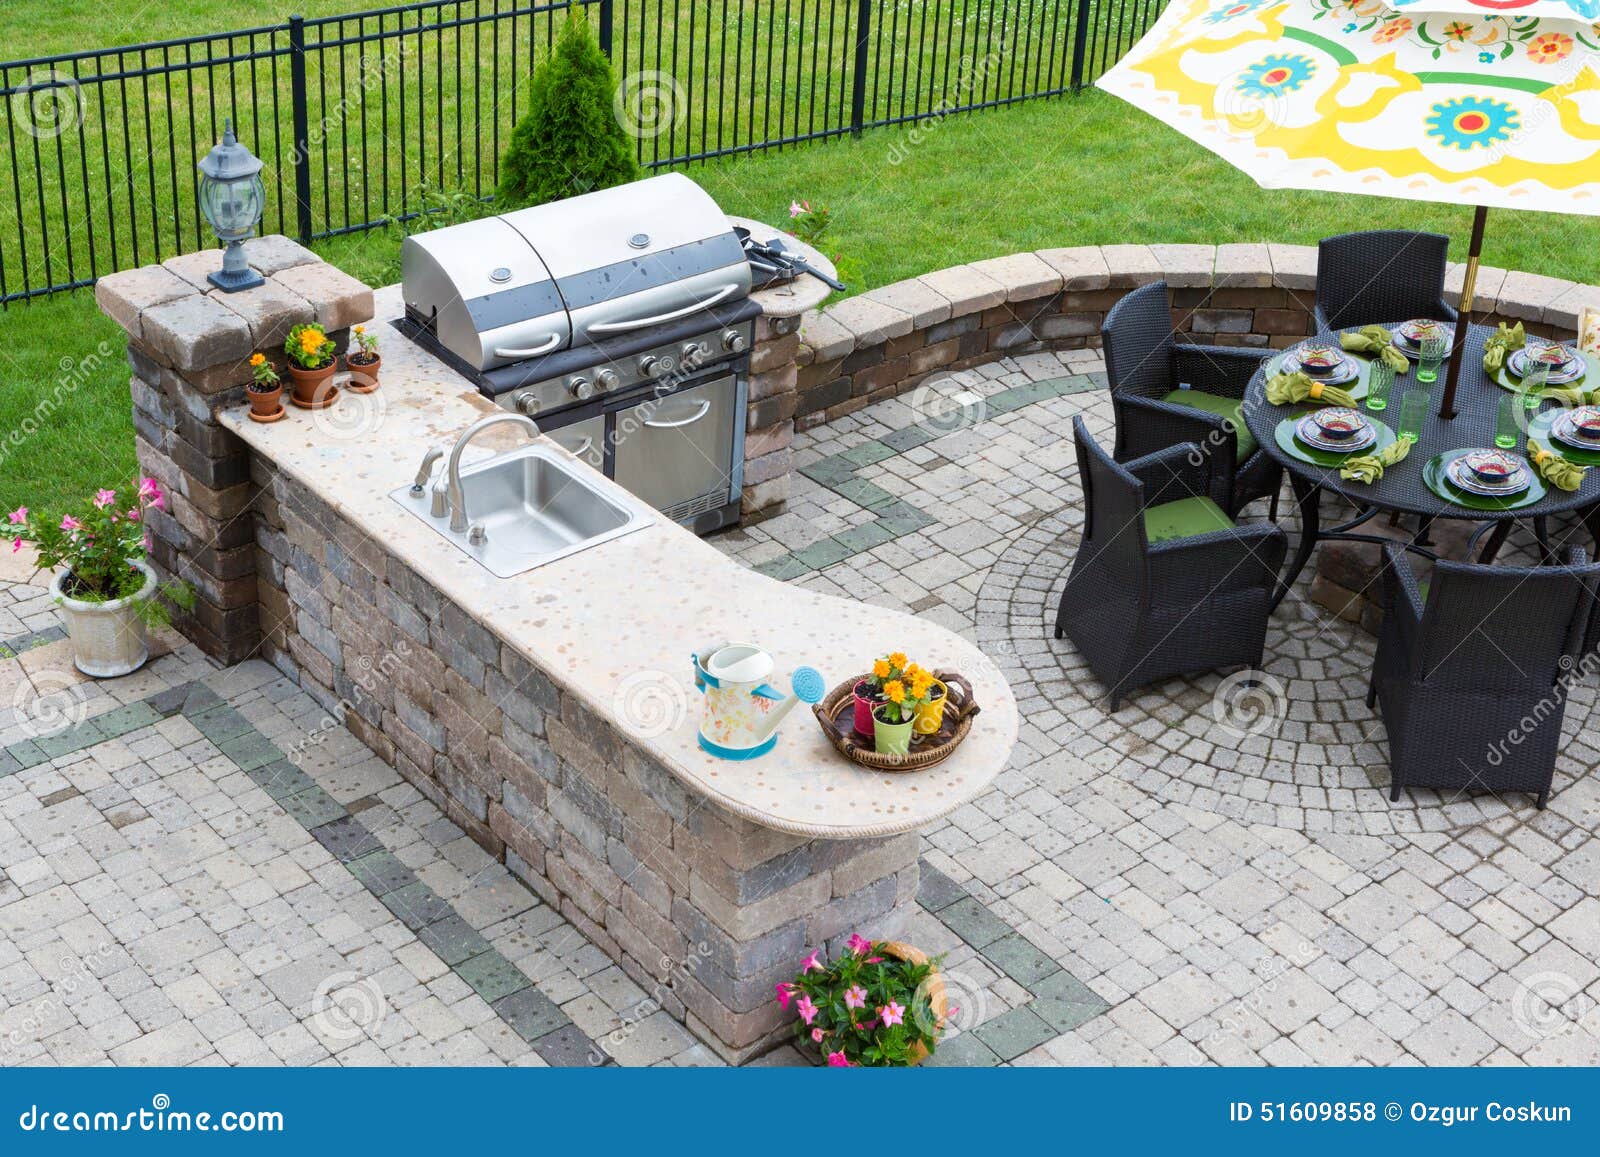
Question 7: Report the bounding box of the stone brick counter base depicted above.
[777,242,1597,437]
[95,237,373,663]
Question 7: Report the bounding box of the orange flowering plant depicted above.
[876,658,933,725]
[248,352,279,389]
[284,322,335,370]
[863,651,909,696]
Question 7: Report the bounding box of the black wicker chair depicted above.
[1368,543,1599,808]
[1104,280,1281,517]
[1055,416,1287,710]
[1313,230,1458,332]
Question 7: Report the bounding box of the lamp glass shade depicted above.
[199,172,265,242]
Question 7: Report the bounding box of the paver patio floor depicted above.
[4,350,1599,1065]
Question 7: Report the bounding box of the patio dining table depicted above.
[1242,321,1600,608]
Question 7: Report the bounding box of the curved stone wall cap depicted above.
[729,214,838,319]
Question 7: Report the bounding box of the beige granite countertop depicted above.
[220,285,1015,839]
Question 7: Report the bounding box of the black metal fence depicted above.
[0,0,1168,305]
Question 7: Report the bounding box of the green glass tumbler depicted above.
[1417,334,1447,384]
[1495,393,1523,450]
[1398,389,1429,443]
[1365,362,1394,412]
[1521,364,1549,413]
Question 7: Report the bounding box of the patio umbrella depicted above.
[1098,0,1600,418]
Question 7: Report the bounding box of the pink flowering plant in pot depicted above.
[776,935,948,1067]
[8,479,194,676]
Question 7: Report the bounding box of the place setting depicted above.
[1422,446,1549,511]
[1489,331,1596,396]
[1272,404,1399,469]
[1271,336,1366,395]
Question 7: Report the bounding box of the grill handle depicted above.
[643,400,712,429]
[586,284,741,335]
[492,333,562,358]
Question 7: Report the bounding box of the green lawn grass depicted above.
[6,90,1600,515]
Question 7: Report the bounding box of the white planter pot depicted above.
[51,560,156,678]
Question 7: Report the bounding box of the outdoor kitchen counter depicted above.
[221,285,1016,840]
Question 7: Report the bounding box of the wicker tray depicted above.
[813,670,979,772]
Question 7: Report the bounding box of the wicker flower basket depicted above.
[813,670,979,772]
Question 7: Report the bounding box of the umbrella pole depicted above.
[1440,204,1489,420]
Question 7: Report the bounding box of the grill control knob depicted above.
[638,354,669,379]
[596,368,621,392]
[681,342,708,364]
[721,329,747,353]
[568,376,595,400]
[512,391,540,416]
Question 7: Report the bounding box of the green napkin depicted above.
[1482,321,1526,375]
[1539,383,1598,407]
[1527,438,1586,491]
[1338,436,1411,484]
[1340,326,1411,374]
[1265,370,1357,409]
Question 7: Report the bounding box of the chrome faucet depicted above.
[444,412,541,533]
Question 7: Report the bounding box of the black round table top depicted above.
[1242,321,1600,522]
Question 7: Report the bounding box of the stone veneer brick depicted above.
[246,461,917,1062]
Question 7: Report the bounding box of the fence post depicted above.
[598,0,613,57]
[287,15,314,245]
[849,0,872,136]
[1069,0,1094,92]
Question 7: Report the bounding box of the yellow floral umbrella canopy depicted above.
[1098,0,1600,215]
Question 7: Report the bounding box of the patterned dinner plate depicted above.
[1293,411,1378,454]
[1392,319,1454,352]
[1446,450,1529,497]
[1423,451,1546,512]
[1277,349,1361,386]
[1550,408,1600,453]
[1509,343,1586,386]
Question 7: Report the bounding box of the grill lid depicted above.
[401,173,750,372]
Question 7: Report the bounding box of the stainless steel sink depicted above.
[391,444,652,577]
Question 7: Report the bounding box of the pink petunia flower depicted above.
[879,1001,905,1028]
[137,477,160,501]
[826,1050,851,1067]
[866,956,884,963]
[93,488,117,509]
[847,934,872,955]
[60,515,82,533]
[126,507,141,522]
[789,200,805,218]
[800,950,822,973]
[796,994,818,1026]
[7,506,25,524]
[843,984,867,1010]
[810,1027,824,1043]
[774,982,794,1010]
[12,537,22,553]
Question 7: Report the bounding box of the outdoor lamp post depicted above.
[196,118,266,293]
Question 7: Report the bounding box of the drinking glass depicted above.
[1521,364,1550,413]
[1495,393,1523,450]
[1398,389,1429,443]
[1364,361,1393,412]
[1417,334,1448,384]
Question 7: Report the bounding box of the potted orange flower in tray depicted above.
[284,321,338,409]
[853,650,906,740]
[345,324,381,393]
[872,673,929,755]
[245,353,285,422]
[905,663,949,736]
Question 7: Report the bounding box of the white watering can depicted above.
[691,642,825,760]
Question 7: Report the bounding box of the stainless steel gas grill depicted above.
[397,173,760,535]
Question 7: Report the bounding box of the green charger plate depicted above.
[1528,410,1600,467]
[1266,351,1370,403]
[1491,349,1599,396]
[1273,411,1397,468]
[1422,449,1547,511]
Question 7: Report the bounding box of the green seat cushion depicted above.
[1162,389,1258,460]
[1143,496,1236,544]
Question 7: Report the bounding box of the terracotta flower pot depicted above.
[287,362,338,408]
[246,383,283,419]
[345,352,381,393]
[852,680,882,740]
[879,942,947,1066]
